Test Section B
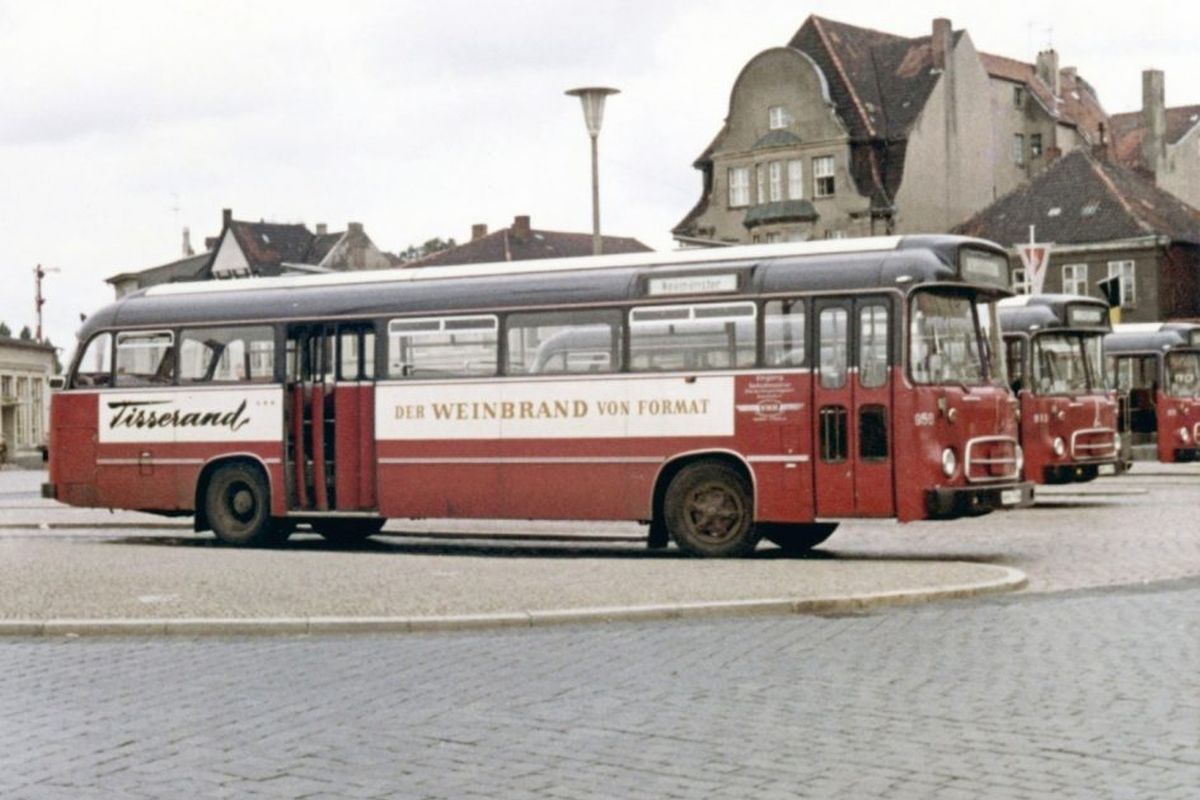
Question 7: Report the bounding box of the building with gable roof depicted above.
[673,15,1108,247]
[107,209,393,298]
[955,149,1200,322]
[411,215,651,267]
[1111,70,1200,211]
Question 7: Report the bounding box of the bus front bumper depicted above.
[41,482,56,500]
[1044,459,1126,483]
[1173,447,1200,463]
[927,482,1034,518]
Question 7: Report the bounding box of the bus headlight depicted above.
[1052,437,1066,458]
[1113,432,1121,451]
[941,448,958,478]
[1015,444,1025,476]
[1180,427,1192,444]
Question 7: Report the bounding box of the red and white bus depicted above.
[998,294,1122,483]
[46,235,1032,557]
[1105,322,1200,463]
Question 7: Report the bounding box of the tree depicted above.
[19,326,32,340]
[0,322,10,337]
[396,236,456,264]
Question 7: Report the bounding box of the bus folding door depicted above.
[811,297,896,518]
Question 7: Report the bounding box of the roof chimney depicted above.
[1142,69,1167,177]
[222,208,232,228]
[1036,49,1060,97]
[316,223,327,235]
[182,227,194,257]
[931,18,952,70]
[347,222,364,237]
[204,236,219,251]
[512,215,531,243]
[471,223,488,241]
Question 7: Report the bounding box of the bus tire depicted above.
[762,522,839,555]
[664,461,759,558]
[312,518,387,545]
[205,463,286,547]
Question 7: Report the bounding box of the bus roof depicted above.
[998,294,1111,335]
[1105,321,1200,354]
[79,235,1006,339]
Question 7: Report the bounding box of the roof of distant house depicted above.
[410,217,652,267]
[979,53,1107,144]
[1110,104,1200,169]
[106,251,210,288]
[0,335,56,354]
[954,150,1200,247]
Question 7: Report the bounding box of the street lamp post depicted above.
[565,86,619,256]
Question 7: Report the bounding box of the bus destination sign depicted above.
[646,274,739,297]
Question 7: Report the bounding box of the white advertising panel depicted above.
[97,387,282,443]
[377,376,735,440]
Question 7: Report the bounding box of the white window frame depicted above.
[756,164,766,205]
[768,106,787,130]
[1107,260,1136,308]
[1062,263,1088,296]
[728,166,750,208]
[813,156,836,198]
[1012,266,1032,295]
[787,159,804,200]
[768,161,783,202]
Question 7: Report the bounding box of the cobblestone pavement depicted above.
[2,579,1198,799]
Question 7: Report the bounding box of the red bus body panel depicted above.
[1018,391,1119,482]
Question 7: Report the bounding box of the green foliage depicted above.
[396,236,457,263]
[18,326,33,340]
[0,322,10,337]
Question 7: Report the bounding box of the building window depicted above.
[1031,133,1043,158]
[1012,266,1031,295]
[769,161,783,202]
[1013,86,1025,108]
[788,159,803,200]
[814,156,835,198]
[728,166,750,208]
[1107,261,1136,308]
[756,164,766,205]
[1062,263,1088,296]
[764,231,783,244]
[1013,134,1025,166]
[768,106,788,130]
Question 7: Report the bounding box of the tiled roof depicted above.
[1111,105,1200,169]
[954,150,1200,246]
[411,227,652,267]
[107,251,210,287]
[979,53,1107,143]
[307,232,345,265]
[228,221,315,275]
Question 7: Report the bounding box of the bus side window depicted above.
[818,308,848,389]
[858,304,889,388]
[629,302,756,373]
[507,310,621,376]
[179,326,275,384]
[388,316,498,378]
[71,332,114,388]
[763,299,805,367]
[1006,338,1025,394]
[114,331,175,387]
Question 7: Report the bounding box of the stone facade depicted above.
[0,337,55,464]
[674,16,1107,247]
[1112,71,1200,211]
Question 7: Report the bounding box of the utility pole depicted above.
[34,265,60,342]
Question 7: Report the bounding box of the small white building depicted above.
[0,336,55,465]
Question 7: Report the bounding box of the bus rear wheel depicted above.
[205,463,286,547]
[762,522,839,555]
[664,462,759,557]
[312,518,387,545]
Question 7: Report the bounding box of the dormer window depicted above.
[768,106,789,130]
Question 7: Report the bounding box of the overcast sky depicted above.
[2,0,1197,357]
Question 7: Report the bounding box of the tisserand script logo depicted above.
[107,399,251,433]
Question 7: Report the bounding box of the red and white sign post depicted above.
[1015,226,1053,295]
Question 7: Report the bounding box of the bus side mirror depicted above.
[48,376,66,390]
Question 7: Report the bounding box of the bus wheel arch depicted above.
[194,457,287,547]
[653,453,759,557]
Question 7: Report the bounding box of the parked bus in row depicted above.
[998,295,1123,483]
[46,235,1032,557]
[1105,322,1200,463]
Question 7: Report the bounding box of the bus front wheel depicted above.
[664,462,759,558]
[205,463,287,547]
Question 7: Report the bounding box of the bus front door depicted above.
[812,297,895,518]
[285,324,378,513]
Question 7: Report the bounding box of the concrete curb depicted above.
[0,565,1027,638]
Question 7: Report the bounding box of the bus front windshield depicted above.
[910,291,989,386]
[1166,351,1200,397]
[1032,334,1091,394]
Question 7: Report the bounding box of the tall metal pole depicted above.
[566,87,619,257]
[590,133,601,256]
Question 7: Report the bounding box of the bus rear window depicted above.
[71,333,113,388]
